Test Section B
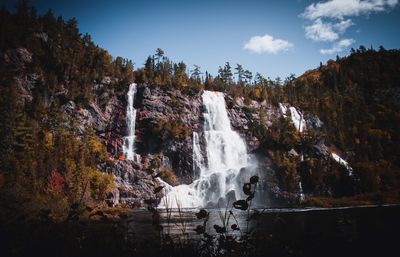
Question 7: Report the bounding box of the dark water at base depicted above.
[1,205,399,257]
[126,205,400,257]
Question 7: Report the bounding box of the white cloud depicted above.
[305,19,338,41]
[305,18,353,42]
[302,0,398,20]
[320,38,355,54]
[301,1,397,53]
[243,34,293,54]
[388,0,398,7]
[334,19,354,33]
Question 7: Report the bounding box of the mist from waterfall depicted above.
[160,90,248,208]
[123,83,139,161]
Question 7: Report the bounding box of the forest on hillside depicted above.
[0,1,400,223]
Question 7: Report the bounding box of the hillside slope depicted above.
[1,4,400,221]
[287,49,400,197]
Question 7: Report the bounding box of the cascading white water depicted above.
[202,91,248,172]
[331,152,353,176]
[192,132,204,174]
[279,103,306,132]
[299,181,305,201]
[123,83,140,161]
[279,103,353,175]
[160,91,248,208]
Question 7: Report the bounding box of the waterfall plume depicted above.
[160,90,249,208]
[123,83,140,161]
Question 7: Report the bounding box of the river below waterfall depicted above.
[2,205,399,257]
[124,204,400,257]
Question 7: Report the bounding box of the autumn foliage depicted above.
[47,171,65,196]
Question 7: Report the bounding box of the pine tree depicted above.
[244,70,252,85]
[235,64,245,85]
[190,65,202,84]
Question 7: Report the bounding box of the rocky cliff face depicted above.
[135,85,203,182]
[59,83,279,207]
[226,96,280,152]
[7,48,337,207]
[59,82,335,207]
[58,83,205,206]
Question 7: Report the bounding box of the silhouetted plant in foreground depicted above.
[192,175,261,257]
[145,175,289,256]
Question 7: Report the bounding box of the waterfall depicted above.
[160,90,248,208]
[202,91,248,172]
[331,152,353,176]
[279,103,306,132]
[192,132,204,174]
[123,83,140,162]
[299,181,305,201]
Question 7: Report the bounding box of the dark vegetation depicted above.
[290,50,400,195]
[0,1,126,221]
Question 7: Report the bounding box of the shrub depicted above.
[153,118,190,141]
[159,169,178,186]
[87,168,116,201]
[47,171,65,196]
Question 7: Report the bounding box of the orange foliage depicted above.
[298,70,321,84]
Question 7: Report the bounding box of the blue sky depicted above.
[3,0,400,79]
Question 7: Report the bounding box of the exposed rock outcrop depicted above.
[99,161,162,207]
[226,96,281,152]
[135,85,203,183]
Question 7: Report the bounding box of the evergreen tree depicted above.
[235,64,245,85]
[190,65,202,84]
[244,69,252,85]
